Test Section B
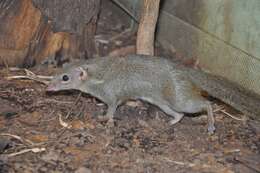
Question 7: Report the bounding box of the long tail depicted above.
[187,68,260,117]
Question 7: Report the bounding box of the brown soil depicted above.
[0,1,259,173]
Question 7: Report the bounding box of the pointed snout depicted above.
[46,84,58,92]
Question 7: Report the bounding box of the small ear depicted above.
[78,67,88,80]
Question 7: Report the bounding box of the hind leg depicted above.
[151,104,184,125]
[140,97,184,125]
[182,100,215,134]
[156,104,184,125]
[205,102,215,134]
[169,112,184,125]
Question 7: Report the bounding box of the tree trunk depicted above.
[136,0,161,56]
[0,0,100,67]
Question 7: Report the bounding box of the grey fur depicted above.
[47,54,259,134]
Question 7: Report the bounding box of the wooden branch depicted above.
[5,69,52,85]
[136,0,161,55]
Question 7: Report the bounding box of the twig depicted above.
[24,69,53,80]
[95,38,109,44]
[7,147,46,157]
[224,149,241,154]
[58,113,72,129]
[161,157,196,167]
[5,69,53,85]
[8,67,22,72]
[213,106,225,113]
[65,92,82,119]
[213,103,245,121]
[220,110,245,121]
[6,75,50,85]
[75,103,86,117]
[37,99,74,105]
[0,133,34,145]
[109,28,132,42]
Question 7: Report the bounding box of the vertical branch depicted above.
[136,0,161,56]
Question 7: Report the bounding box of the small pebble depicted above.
[75,167,92,173]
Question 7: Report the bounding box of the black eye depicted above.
[62,75,69,81]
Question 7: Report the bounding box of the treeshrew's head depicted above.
[46,67,88,92]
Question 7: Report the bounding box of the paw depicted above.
[97,115,115,127]
[106,118,115,128]
[170,119,178,125]
[207,125,216,135]
[170,118,181,125]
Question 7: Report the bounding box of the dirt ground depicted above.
[0,1,260,173]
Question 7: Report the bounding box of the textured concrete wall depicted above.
[113,0,260,95]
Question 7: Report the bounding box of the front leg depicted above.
[104,103,118,127]
[97,99,119,127]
